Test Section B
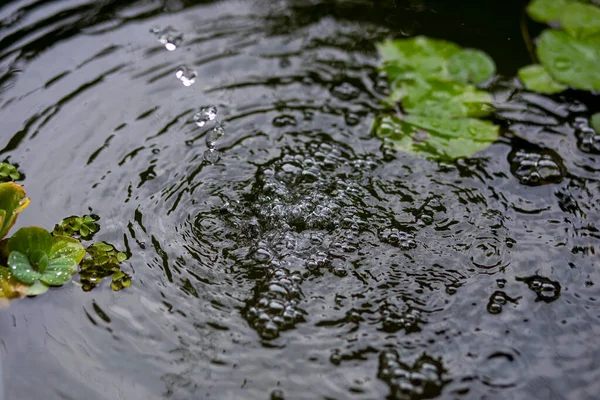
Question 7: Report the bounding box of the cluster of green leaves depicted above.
[519,0,600,93]
[53,214,100,240]
[374,36,499,160]
[0,180,131,302]
[0,162,21,182]
[80,242,130,292]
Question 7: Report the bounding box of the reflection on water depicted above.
[0,1,600,399]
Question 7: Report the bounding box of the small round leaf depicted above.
[8,251,40,285]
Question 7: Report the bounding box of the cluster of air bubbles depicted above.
[379,228,417,250]
[244,268,305,340]
[378,351,447,400]
[381,308,422,333]
[508,147,566,186]
[573,116,600,154]
[175,65,197,87]
[150,26,183,51]
[486,290,518,314]
[517,275,561,303]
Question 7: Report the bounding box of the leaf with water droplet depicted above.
[80,241,129,291]
[518,64,567,94]
[7,227,84,288]
[375,114,498,160]
[560,2,600,38]
[537,29,600,91]
[402,78,493,118]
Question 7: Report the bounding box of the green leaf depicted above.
[537,29,600,91]
[591,113,600,132]
[375,114,499,160]
[8,251,40,285]
[402,78,493,118]
[80,241,129,291]
[378,36,461,82]
[8,227,84,287]
[8,227,53,258]
[0,162,21,183]
[0,182,30,239]
[27,281,49,296]
[517,64,568,94]
[50,236,86,265]
[560,3,600,38]
[447,49,496,84]
[527,0,581,24]
[53,214,100,240]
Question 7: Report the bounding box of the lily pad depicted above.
[518,64,568,94]
[537,29,600,91]
[527,0,581,24]
[0,162,20,182]
[560,3,600,38]
[7,227,85,288]
[0,182,30,239]
[375,114,499,160]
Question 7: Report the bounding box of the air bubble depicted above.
[508,147,566,186]
[517,275,561,303]
[331,81,360,101]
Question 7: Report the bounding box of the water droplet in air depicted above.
[204,148,221,164]
[150,26,183,51]
[206,125,225,148]
[193,105,217,127]
[175,66,197,87]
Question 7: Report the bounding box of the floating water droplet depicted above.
[175,66,197,87]
[203,148,221,164]
[193,105,217,127]
[150,26,183,51]
[206,125,225,148]
[272,115,296,127]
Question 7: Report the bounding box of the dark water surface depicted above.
[1,1,600,399]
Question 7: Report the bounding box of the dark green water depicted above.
[1,1,599,399]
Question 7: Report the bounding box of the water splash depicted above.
[150,26,183,51]
[193,106,217,128]
[175,66,197,87]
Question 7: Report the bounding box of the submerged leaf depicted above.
[0,182,30,239]
[537,29,600,91]
[518,64,568,94]
[560,3,600,38]
[375,114,498,160]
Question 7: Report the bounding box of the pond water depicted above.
[1,0,600,399]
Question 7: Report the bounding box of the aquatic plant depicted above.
[374,36,499,160]
[519,0,600,93]
[79,241,129,292]
[7,227,85,295]
[0,180,130,302]
[53,214,100,240]
[0,162,20,182]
